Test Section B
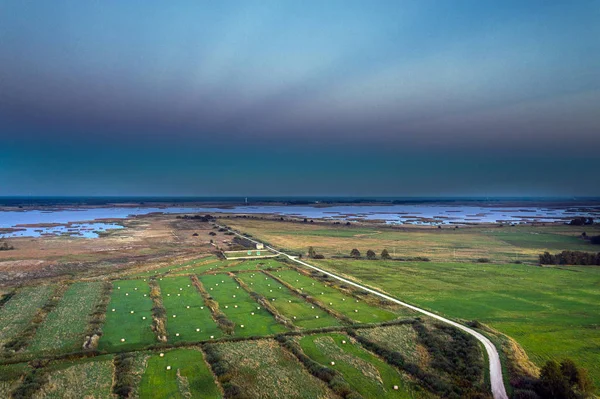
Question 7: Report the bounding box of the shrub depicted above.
[476,258,490,263]
[350,249,361,258]
[380,249,391,259]
[366,250,376,260]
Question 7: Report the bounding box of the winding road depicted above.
[219,225,509,399]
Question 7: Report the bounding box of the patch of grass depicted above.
[139,348,222,399]
[221,258,287,272]
[31,355,115,399]
[0,285,55,349]
[315,258,600,393]
[299,333,417,398]
[198,274,287,337]
[128,255,218,277]
[98,280,155,352]
[215,339,331,398]
[28,282,104,354]
[159,276,222,343]
[0,362,28,398]
[237,273,340,329]
[276,269,399,323]
[355,324,421,364]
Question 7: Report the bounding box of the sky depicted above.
[1,0,599,197]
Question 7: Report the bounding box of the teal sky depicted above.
[1,1,599,196]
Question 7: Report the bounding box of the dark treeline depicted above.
[539,251,600,265]
[176,214,215,222]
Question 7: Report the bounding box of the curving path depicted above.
[218,225,509,399]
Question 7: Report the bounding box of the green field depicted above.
[275,269,401,323]
[0,363,27,398]
[32,355,114,399]
[158,276,222,342]
[28,282,104,353]
[238,273,340,329]
[199,274,287,337]
[219,258,286,272]
[99,280,155,351]
[0,285,55,348]
[139,348,222,399]
[315,258,600,391]
[215,339,331,398]
[169,259,233,276]
[299,333,416,398]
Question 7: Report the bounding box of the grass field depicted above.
[0,285,55,349]
[355,324,421,364]
[28,282,104,353]
[0,363,27,398]
[169,259,232,276]
[215,339,331,398]
[315,258,600,392]
[99,280,155,352]
[158,276,222,343]
[139,348,221,399]
[275,269,401,323]
[199,274,287,337]
[223,219,600,263]
[223,249,278,259]
[129,255,218,277]
[32,355,114,399]
[298,333,417,398]
[219,258,286,272]
[238,273,340,329]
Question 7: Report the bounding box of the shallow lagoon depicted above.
[1,203,598,239]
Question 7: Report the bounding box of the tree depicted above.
[350,249,361,258]
[537,360,571,399]
[381,249,391,259]
[366,250,376,260]
[308,246,317,258]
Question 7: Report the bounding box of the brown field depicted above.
[220,218,600,263]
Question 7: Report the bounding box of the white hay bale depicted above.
[142,316,146,320]
[311,306,315,309]
[234,305,238,308]
[177,294,180,296]
[233,295,236,298]
[288,300,292,303]
[118,287,121,289]
[121,338,125,342]
[200,307,204,310]
[331,361,335,365]
[210,335,214,339]
[225,305,228,309]
[175,333,179,337]
[179,288,182,291]
[241,325,244,328]
[166,366,171,370]
[393,385,399,390]
[125,293,129,296]
[186,306,190,309]
[251,312,254,315]
[257,307,260,310]
[354,309,358,312]
[315,315,319,319]
[135,288,138,291]
[173,315,177,318]
[342,340,346,344]
[130,311,134,314]
[167,294,171,296]
[196,328,200,332]
[112,309,116,312]
[159,353,164,357]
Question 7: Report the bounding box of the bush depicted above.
[350,249,361,258]
[366,250,376,260]
[381,249,391,259]
[539,251,600,265]
[476,258,490,263]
